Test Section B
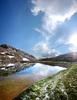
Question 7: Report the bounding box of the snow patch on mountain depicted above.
[22,58,29,61]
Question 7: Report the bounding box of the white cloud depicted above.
[31,6,41,16]
[34,28,47,38]
[67,33,77,52]
[32,0,77,36]
[31,0,77,57]
[33,41,58,58]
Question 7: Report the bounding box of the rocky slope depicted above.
[18,64,77,100]
[0,44,36,76]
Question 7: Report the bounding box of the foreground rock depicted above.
[18,64,77,100]
[0,44,36,76]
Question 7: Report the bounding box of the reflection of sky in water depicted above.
[16,63,66,77]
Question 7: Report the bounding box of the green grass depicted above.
[18,64,77,100]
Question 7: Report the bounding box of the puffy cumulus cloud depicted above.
[33,41,59,58]
[32,0,77,35]
[31,0,77,57]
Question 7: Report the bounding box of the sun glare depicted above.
[69,33,77,48]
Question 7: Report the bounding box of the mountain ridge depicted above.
[39,52,77,62]
[0,44,36,75]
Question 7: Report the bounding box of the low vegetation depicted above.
[18,64,77,100]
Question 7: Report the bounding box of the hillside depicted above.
[39,52,77,62]
[38,52,77,67]
[0,44,36,76]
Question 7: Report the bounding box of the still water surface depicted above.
[0,63,66,100]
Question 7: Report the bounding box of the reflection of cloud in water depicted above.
[16,63,66,77]
[0,64,66,100]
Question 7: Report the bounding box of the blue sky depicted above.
[0,0,77,57]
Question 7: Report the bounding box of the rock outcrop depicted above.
[0,44,36,76]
